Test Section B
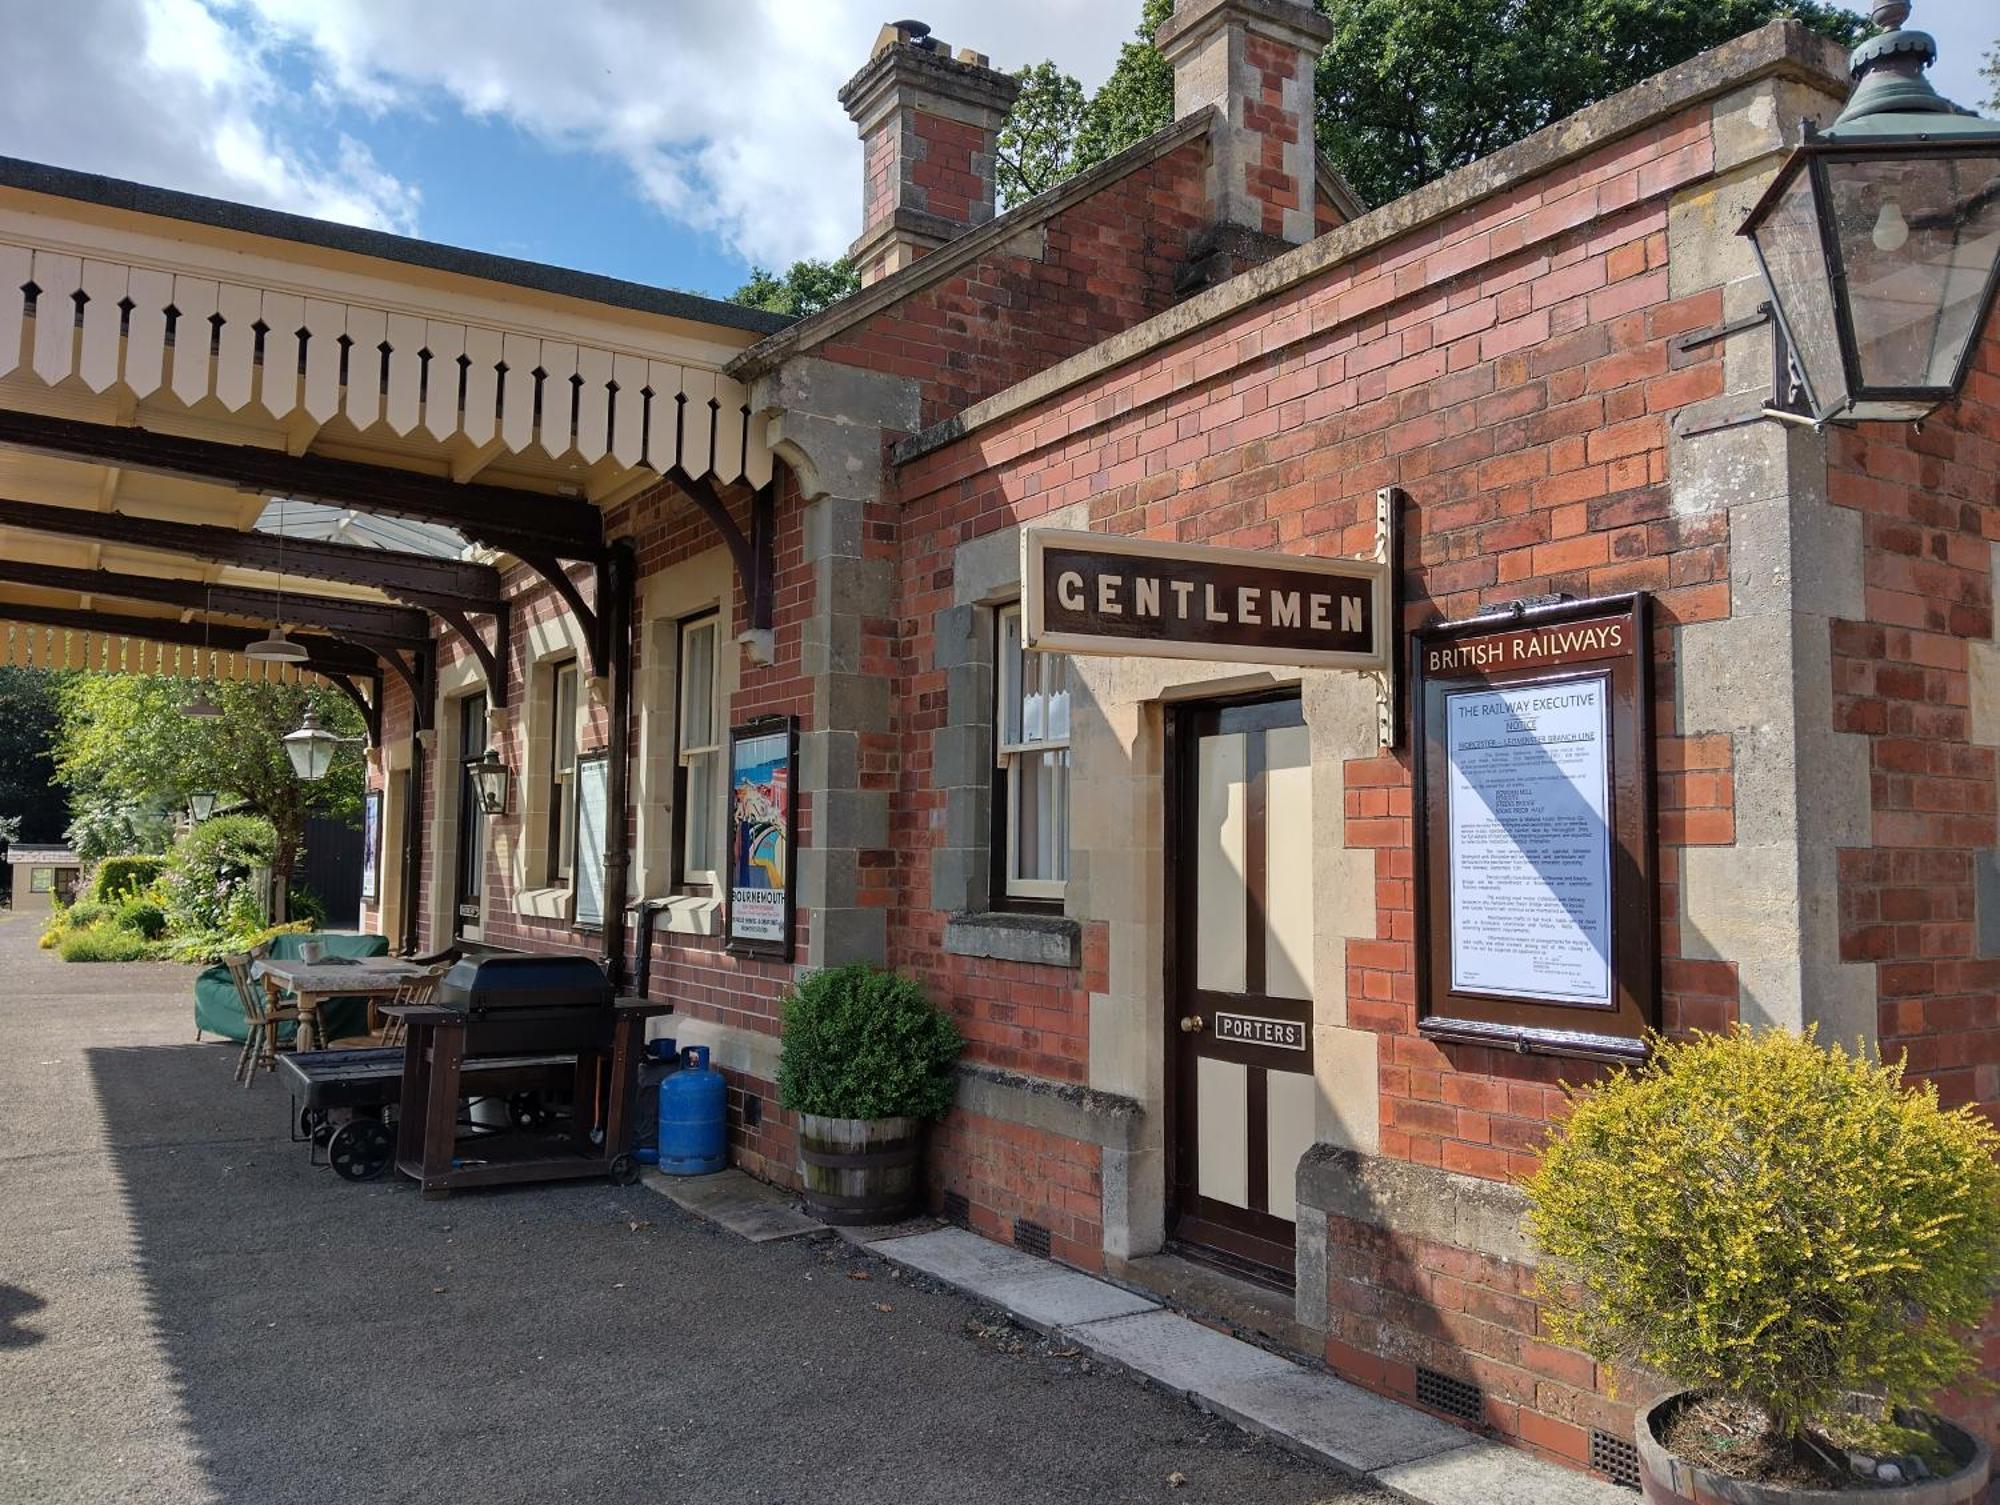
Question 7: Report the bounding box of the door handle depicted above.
[1179,1014,1205,1034]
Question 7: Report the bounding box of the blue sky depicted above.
[0,1,1992,305]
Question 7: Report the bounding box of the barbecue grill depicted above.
[388,954,669,1197]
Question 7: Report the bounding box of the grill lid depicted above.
[437,954,612,1012]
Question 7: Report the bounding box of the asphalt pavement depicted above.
[0,912,1384,1505]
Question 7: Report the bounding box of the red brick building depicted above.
[383,7,1995,1476]
[3,0,1992,1487]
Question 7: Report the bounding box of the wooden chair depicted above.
[225,953,300,1086]
[324,964,451,1050]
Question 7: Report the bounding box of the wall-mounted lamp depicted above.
[1741,1,2000,425]
[468,750,511,816]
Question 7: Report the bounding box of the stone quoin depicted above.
[0,0,1995,1489]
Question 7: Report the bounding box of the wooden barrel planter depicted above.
[1635,1395,1992,1505]
[796,1113,921,1225]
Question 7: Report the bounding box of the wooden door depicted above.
[1169,696,1317,1285]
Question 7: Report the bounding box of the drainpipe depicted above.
[400,642,434,956]
[599,540,636,989]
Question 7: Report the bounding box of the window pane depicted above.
[1751,167,1846,411]
[553,665,577,772]
[683,620,717,749]
[686,750,718,876]
[1014,749,1070,884]
[999,608,1024,746]
[1826,153,2000,390]
[1046,652,1070,743]
[556,781,576,879]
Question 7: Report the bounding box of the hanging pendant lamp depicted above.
[247,501,310,664]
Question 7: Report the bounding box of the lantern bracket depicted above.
[1668,301,1773,354]
[1668,304,1816,439]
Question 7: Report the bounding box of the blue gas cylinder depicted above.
[657,1045,726,1175]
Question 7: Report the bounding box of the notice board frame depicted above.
[724,714,798,963]
[1411,593,1656,1064]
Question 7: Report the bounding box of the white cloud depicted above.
[0,0,1138,270]
[0,0,419,233]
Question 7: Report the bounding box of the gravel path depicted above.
[0,914,1384,1505]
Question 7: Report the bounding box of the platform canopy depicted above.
[0,157,791,721]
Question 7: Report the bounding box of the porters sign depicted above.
[1021,528,1391,672]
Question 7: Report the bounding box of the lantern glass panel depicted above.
[1824,152,2000,393]
[1751,167,1847,413]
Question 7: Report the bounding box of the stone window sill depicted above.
[637,893,723,938]
[944,911,1080,969]
[516,885,574,921]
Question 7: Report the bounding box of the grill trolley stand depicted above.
[386,1000,668,1198]
[277,1047,582,1182]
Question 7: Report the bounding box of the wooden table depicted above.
[253,957,433,1050]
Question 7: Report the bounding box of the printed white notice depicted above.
[1445,677,1613,1005]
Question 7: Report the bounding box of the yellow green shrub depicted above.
[1525,1028,2000,1439]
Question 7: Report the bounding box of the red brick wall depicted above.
[1323,1214,1626,1471]
[821,137,1212,426]
[1826,334,2000,1446]
[894,106,1735,1182]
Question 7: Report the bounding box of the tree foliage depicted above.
[999,61,1091,208]
[1075,0,1177,174]
[1526,1028,2000,1445]
[729,258,860,318]
[0,668,67,842]
[1019,0,1866,213]
[52,675,363,896]
[1984,41,1998,115]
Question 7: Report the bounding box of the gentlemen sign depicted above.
[1021,528,1391,671]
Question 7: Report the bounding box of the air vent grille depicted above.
[1414,1366,1482,1421]
[1012,1218,1051,1258]
[1590,1427,1641,1490]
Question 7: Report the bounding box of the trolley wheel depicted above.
[312,1121,336,1148]
[299,1106,329,1142]
[507,1092,551,1131]
[328,1120,394,1182]
[608,1154,640,1186]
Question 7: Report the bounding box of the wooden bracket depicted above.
[674,471,776,632]
[433,601,510,709]
[519,553,601,678]
[322,671,383,747]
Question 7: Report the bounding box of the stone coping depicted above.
[890,20,1850,468]
[1298,1144,1537,1268]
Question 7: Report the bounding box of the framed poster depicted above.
[1412,594,1655,1063]
[360,791,382,904]
[571,752,610,932]
[725,716,797,961]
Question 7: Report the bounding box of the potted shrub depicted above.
[1526,1028,1999,1502]
[777,963,962,1225]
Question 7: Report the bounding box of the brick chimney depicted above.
[839,21,1022,287]
[1157,0,1333,252]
